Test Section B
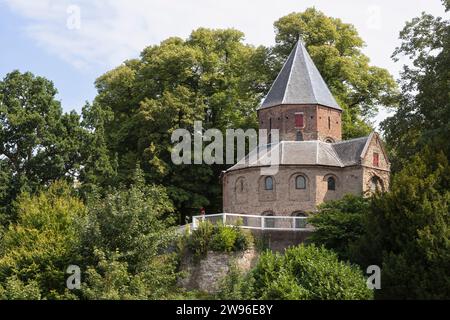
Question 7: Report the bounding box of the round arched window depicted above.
[327,177,336,191]
[296,176,306,189]
[265,176,274,190]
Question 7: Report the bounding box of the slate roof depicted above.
[259,40,341,111]
[226,136,371,172]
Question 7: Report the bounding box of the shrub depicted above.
[234,229,254,252]
[187,222,254,257]
[209,224,238,253]
[188,221,214,257]
[308,195,369,261]
[251,245,373,300]
[216,263,255,300]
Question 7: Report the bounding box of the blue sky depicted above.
[0,0,448,125]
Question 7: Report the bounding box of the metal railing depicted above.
[192,213,311,231]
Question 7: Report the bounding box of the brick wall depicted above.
[258,104,342,142]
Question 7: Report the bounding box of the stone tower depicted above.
[258,40,342,143]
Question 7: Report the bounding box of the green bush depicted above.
[234,229,253,252]
[187,222,253,257]
[210,224,238,252]
[188,221,214,257]
[308,194,369,261]
[251,244,373,300]
[216,263,255,300]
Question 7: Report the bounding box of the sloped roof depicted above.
[259,40,341,111]
[332,136,370,166]
[226,136,371,173]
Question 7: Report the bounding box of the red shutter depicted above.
[373,153,379,167]
[295,114,304,128]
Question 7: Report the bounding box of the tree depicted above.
[308,195,369,261]
[354,151,450,299]
[383,1,450,171]
[0,71,85,222]
[0,181,85,300]
[79,167,179,298]
[82,249,176,300]
[87,29,269,220]
[272,8,399,139]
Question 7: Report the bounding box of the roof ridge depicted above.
[301,42,319,104]
[282,43,298,105]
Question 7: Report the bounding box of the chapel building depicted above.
[222,40,390,217]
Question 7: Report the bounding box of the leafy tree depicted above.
[250,245,373,300]
[355,151,450,299]
[82,249,176,300]
[87,29,269,220]
[0,71,85,222]
[80,167,179,298]
[308,195,369,261]
[0,181,85,300]
[383,1,450,171]
[272,8,399,139]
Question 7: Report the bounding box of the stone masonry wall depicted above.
[179,249,259,294]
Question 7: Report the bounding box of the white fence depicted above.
[192,213,311,231]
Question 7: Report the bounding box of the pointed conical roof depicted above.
[259,40,341,111]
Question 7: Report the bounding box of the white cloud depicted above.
[3,0,447,78]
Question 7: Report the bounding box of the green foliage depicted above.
[87,29,268,220]
[308,195,369,261]
[0,276,42,300]
[251,245,373,300]
[272,8,399,139]
[383,3,450,171]
[188,221,215,257]
[210,224,238,253]
[354,152,450,299]
[81,171,176,272]
[233,229,254,252]
[0,181,86,300]
[216,263,255,300]
[82,249,177,300]
[187,221,253,258]
[0,71,86,221]
[79,169,179,299]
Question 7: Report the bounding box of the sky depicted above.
[0,0,448,126]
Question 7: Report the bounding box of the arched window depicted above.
[263,211,275,228]
[325,138,334,143]
[295,176,306,190]
[296,131,303,141]
[292,211,307,229]
[240,179,244,192]
[265,176,274,190]
[327,177,336,191]
[371,176,383,193]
